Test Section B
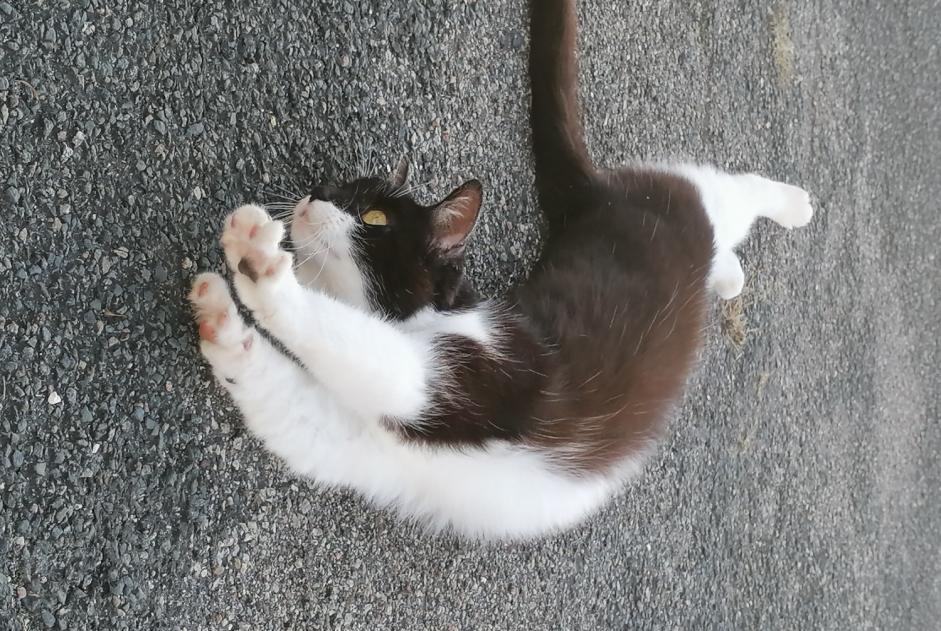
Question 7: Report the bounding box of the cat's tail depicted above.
[529,0,596,232]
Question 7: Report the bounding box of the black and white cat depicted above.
[189,0,813,539]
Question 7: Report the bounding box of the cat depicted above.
[188,0,813,540]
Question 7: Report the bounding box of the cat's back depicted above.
[544,167,712,265]
[521,166,714,325]
[509,168,714,470]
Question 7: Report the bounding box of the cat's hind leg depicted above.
[708,249,746,301]
[734,173,814,230]
[671,164,814,299]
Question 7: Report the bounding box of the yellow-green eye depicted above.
[361,209,388,226]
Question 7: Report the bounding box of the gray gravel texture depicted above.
[2,1,940,629]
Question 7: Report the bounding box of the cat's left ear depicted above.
[389,156,410,188]
[430,180,483,256]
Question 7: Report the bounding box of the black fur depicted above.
[309,177,481,320]
[308,0,714,473]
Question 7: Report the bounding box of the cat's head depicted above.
[288,159,483,320]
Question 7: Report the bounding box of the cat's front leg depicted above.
[219,205,431,423]
[189,271,365,477]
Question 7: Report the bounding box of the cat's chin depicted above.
[278,200,372,311]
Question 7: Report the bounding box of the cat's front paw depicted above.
[221,204,291,280]
[189,272,255,374]
[220,204,294,314]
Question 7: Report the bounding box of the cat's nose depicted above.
[310,185,334,202]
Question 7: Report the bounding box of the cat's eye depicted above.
[361,209,388,226]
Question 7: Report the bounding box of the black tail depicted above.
[529,0,596,232]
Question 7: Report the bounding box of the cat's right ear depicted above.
[429,180,483,256]
[389,157,410,188]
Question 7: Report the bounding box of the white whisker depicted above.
[263,189,300,203]
[269,181,301,198]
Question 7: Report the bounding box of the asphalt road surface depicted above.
[1,1,939,629]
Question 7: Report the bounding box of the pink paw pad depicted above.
[198,320,217,342]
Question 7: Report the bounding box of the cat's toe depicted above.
[189,272,230,316]
[235,249,292,284]
[224,204,278,244]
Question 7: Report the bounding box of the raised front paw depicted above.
[220,204,294,313]
[221,205,291,279]
[188,272,255,373]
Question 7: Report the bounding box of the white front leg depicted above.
[220,204,431,422]
[189,272,369,478]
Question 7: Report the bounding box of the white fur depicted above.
[225,209,428,420]
[399,304,495,347]
[289,197,372,310]
[191,203,620,540]
[665,164,814,299]
[191,164,813,539]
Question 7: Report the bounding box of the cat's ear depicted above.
[429,180,483,255]
[389,156,410,188]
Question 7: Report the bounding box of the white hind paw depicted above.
[710,251,745,300]
[772,183,814,229]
